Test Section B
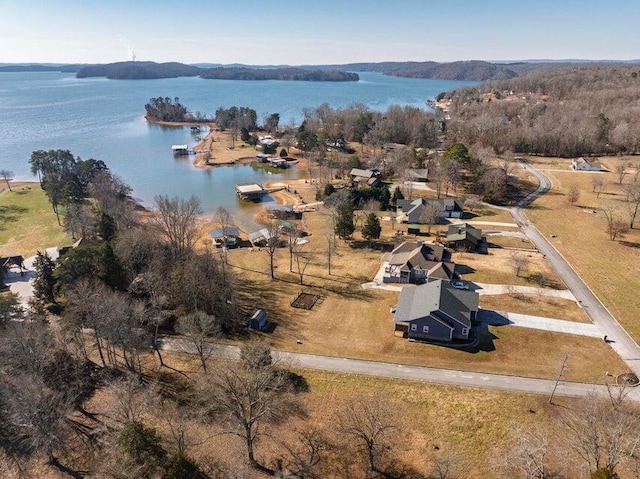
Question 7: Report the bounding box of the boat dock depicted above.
[172,144,194,155]
[235,183,287,201]
[256,154,290,169]
[235,183,266,200]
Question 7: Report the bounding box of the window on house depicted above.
[423,326,429,333]
[410,324,417,331]
[462,328,469,335]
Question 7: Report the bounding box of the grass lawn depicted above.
[0,182,72,256]
[216,199,626,383]
[524,156,640,342]
[480,293,591,323]
[485,234,536,249]
[455,248,564,288]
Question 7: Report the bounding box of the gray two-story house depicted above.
[393,280,479,343]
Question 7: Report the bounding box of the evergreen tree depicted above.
[33,251,56,304]
[119,421,166,465]
[392,185,405,205]
[164,455,207,479]
[362,213,382,244]
[334,202,355,239]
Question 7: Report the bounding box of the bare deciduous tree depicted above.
[511,252,530,277]
[623,181,640,228]
[337,395,398,477]
[198,343,299,473]
[215,206,234,267]
[281,428,330,479]
[591,176,606,198]
[561,395,640,473]
[261,221,281,280]
[152,195,202,260]
[566,184,580,206]
[420,201,441,234]
[616,163,627,185]
[502,424,557,479]
[176,311,220,373]
[602,205,629,241]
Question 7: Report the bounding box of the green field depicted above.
[0,182,72,257]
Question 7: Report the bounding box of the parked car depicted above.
[450,279,469,290]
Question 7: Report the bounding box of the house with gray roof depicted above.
[444,223,483,252]
[383,240,454,284]
[209,227,241,248]
[350,168,381,187]
[397,198,464,223]
[393,280,479,342]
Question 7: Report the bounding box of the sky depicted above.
[1,0,639,65]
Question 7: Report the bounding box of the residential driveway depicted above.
[5,247,59,307]
[361,261,402,292]
[479,309,602,338]
[449,219,519,228]
[514,161,640,377]
[159,338,639,402]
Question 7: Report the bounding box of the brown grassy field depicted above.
[455,248,564,287]
[524,155,640,342]
[480,293,590,323]
[485,234,536,249]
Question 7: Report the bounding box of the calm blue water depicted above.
[0,71,475,223]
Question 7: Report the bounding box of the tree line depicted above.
[443,65,640,157]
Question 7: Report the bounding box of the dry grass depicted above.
[94,352,591,479]
[0,182,73,256]
[455,248,564,287]
[485,234,537,249]
[480,294,591,323]
[215,197,627,382]
[524,156,640,341]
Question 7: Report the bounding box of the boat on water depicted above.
[190,125,202,133]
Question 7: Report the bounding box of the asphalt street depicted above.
[514,161,640,377]
[159,338,640,402]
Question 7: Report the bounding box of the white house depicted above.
[571,157,602,171]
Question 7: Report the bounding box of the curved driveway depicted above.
[514,161,640,376]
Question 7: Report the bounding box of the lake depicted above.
[0,71,476,226]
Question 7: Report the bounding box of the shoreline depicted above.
[145,117,263,169]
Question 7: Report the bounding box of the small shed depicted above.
[248,309,270,331]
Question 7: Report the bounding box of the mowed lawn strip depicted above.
[525,156,640,342]
[0,182,72,257]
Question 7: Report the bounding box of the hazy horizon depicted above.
[1,0,639,65]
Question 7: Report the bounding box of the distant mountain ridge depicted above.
[3,59,640,81]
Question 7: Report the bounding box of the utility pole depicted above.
[549,352,569,405]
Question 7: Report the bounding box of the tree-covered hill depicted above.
[442,64,640,156]
[76,61,201,79]
[199,67,359,81]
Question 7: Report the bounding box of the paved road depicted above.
[159,338,639,401]
[514,161,640,376]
